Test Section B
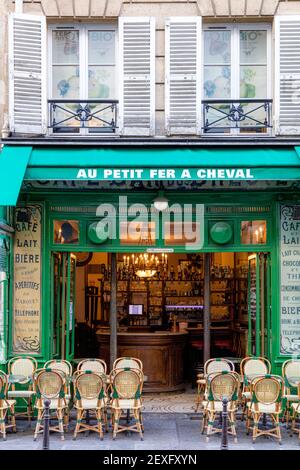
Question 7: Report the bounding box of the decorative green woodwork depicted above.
[88,222,109,244]
[0,147,31,206]
[1,187,299,375]
[209,222,233,244]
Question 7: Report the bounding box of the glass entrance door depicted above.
[51,252,76,361]
[247,253,271,357]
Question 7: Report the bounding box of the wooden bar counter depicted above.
[96,330,188,392]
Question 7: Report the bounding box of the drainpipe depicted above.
[15,0,23,14]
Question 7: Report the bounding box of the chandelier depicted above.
[123,253,168,278]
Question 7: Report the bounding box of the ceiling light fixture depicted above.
[153,191,169,212]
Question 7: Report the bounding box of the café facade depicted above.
[1,1,300,391]
[1,143,300,390]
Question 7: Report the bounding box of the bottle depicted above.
[170,265,175,281]
[177,263,182,281]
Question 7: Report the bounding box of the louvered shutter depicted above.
[119,17,155,136]
[9,13,47,135]
[275,16,300,135]
[165,17,201,135]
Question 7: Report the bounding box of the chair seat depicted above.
[202,401,236,412]
[35,399,69,410]
[111,399,142,410]
[247,402,281,414]
[284,394,299,402]
[8,390,35,398]
[197,379,206,385]
[74,399,106,410]
[291,403,300,412]
[0,400,16,410]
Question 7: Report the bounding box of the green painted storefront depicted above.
[1,144,300,377]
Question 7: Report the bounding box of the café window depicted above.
[54,220,79,244]
[49,24,117,133]
[120,221,156,246]
[241,220,267,245]
[164,222,200,246]
[203,24,271,134]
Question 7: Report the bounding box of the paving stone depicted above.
[0,413,299,450]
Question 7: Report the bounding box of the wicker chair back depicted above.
[76,373,104,400]
[112,369,141,399]
[252,377,282,405]
[77,359,107,374]
[37,370,63,399]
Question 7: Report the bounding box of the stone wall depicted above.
[2,0,300,135]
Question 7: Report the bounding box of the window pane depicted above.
[52,66,80,99]
[52,30,79,64]
[86,104,116,131]
[240,30,267,64]
[164,222,200,246]
[88,66,115,99]
[204,66,231,99]
[54,220,79,244]
[204,30,231,64]
[88,30,115,64]
[120,221,156,246]
[240,66,267,99]
[241,221,267,244]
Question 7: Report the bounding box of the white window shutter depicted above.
[119,17,155,136]
[275,16,300,135]
[165,17,201,135]
[9,13,47,135]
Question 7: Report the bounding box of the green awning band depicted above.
[28,147,300,168]
[1,145,300,203]
[0,146,31,206]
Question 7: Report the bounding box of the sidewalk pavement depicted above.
[0,413,299,450]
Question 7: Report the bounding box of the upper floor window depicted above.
[203,24,271,134]
[49,24,117,134]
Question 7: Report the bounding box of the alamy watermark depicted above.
[94,196,204,250]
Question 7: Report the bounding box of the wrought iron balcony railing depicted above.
[202,99,273,134]
[48,99,118,134]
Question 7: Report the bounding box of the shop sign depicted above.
[25,166,300,181]
[147,248,175,253]
[280,205,300,354]
[12,205,42,354]
[75,168,255,180]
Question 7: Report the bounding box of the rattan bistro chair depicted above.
[282,359,300,426]
[195,358,234,412]
[0,371,16,440]
[246,375,284,444]
[44,360,72,390]
[240,356,271,419]
[7,356,37,421]
[110,368,144,440]
[33,369,69,441]
[77,359,107,375]
[44,360,73,424]
[201,371,240,442]
[73,371,107,440]
[291,384,300,441]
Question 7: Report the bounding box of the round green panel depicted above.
[210,222,233,245]
[88,222,109,244]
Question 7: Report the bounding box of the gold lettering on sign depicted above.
[13,205,42,354]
